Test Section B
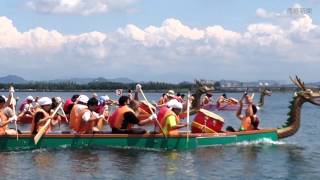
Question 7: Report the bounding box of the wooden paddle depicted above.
[138,85,167,138]
[58,106,69,123]
[8,86,18,140]
[34,102,62,144]
[186,91,190,143]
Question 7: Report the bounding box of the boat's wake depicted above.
[234,138,287,146]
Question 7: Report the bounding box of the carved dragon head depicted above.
[262,88,272,96]
[290,75,320,106]
[195,80,214,94]
[191,80,214,110]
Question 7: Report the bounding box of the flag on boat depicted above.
[116,89,123,96]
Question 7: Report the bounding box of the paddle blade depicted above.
[34,126,47,144]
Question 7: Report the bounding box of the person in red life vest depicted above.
[202,93,213,106]
[31,97,58,135]
[236,93,260,131]
[0,96,19,135]
[109,96,157,134]
[63,94,80,117]
[157,99,187,136]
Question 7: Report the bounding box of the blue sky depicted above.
[0,0,319,82]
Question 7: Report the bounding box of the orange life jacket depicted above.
[109,105,135,129]
[77,108,95,134]
[32,108,51,134]
[158,97,165,105]
[157,107,180,135]
[241,116,254,131]
[70,104,86,130]
[0,110,8,135]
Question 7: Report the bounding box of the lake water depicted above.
[1,91,320,179]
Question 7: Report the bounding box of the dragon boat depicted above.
[0,76,318,151]
[202,88,272,111]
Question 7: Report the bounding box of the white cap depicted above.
[166,90,175,98]
[1,95,7,102]
[166,99,183,109]
[38,97,52,106]
[26,95,34,101]
[77,95,89,104]
[54,97,62,103]
[103,95,110,101]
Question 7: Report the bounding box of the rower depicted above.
[109,96,156,134]
[31,97,57,135]
[216,93,227,109]
[17,95,35,123]
[0,96,18,135]
[69,95,89,131]
[19,95,35,114]
[236,93,260,131]
[75,97,104,134]
[156,90,176,108]
[202,93,212,106]
[157,99,187,136]
[63,94,80,117]
[157,93,166,106]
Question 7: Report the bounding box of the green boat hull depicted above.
[0,129,278,151]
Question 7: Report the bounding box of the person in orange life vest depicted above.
[236,93,260,131]
[202,93,212,106]
[0,96,19,135]
[157,93,167,106]
[156,90,176,108]
[157,99,187,136]
[75,97,104,134]
[109,96,157,134]
[31,97,58,135]
[69,95,89,131]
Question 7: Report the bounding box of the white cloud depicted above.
[256,8,285,18]
[26,0,139,16]
[256,3,307,19]
[0,11,320,81]
[0,16,108,59]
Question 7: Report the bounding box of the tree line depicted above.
[0,81,301,92]
[0,81,212,92]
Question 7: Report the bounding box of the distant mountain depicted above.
[107,77,135,84]
[49,77,135,84]
[0,75,29,84]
